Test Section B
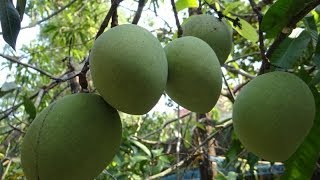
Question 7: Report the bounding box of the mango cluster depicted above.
[21,15,233,180]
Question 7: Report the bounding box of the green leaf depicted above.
[225,139,243,163]
[303,15,318,45]
[233,17,258,43]
[261,0,312,38]
[183,128,192,148]
[282,88,320,179]
[313,33,320,67]
[130,139,152,157]
[223,2,243,15]
[131,155,148,163]
[0,0,21,50]
[270,30,311,69]
[0,82,17,98]
[16,0,26,21]
[175,0,198,12]
[23,96,37,120]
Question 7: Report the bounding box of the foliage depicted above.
[1,0,320,179]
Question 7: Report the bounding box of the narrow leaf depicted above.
[233,17,258,43]
[0,0,21,50]
[313,33,320,67]
[16,0,27,21]
[183,128,192,148]
[0,82,17,98]
[270,30,311,69]
[175,0,198,12]
[303,15,318,45]
[282,88,320,179]
[130,139,152,157]
[23,96,37,120]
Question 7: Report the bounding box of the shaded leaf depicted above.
[282,87,320,179]
[175,0,198,12]
[303,15,318,45]
[247,152,259,172]
[225,139,243,164]
[23,96,37,120]
[16,0,27,21]
[130,139,152,157]
[0,0,21,50]
[261,0,312,38]
[0,82,17,98]
[233,17,258,43]
[313,33,320,67]
[270,30,311,69]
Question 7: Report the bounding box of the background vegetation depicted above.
[0,0,320,179]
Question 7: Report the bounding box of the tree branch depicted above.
[248,0,269,75]
[95,0,123,40]
[0,53,58,80]
[223,64,255,79]
[170,0,183,38]
[142,112,192,139]
[132,0,145,24]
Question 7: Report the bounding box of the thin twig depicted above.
[142,112,192,139]
[223,64,255,79]
[248,0,269,75]
[0,53,58,80]
[170,0,183,37]
[222,73,235,103]
[132,0,145,24]
[95,0,123,40]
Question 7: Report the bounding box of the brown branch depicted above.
[142,112,192,139]
[95,0,123,40]
[223,64,255,79]
[111,0,119,28]
[222,73,235,103]
[248,0,269,75]
[132,0,145,24]
[170,0,183,38]
[0,53,58,80]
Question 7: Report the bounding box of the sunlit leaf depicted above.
[130,139,152,157]
[175,0,198,12]
[233,17,258,43]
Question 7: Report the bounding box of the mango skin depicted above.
[21,93,122,180]
[182,14,233,64]
[232,71,315,162]
[90,24,168,115]
[164,36,222,113]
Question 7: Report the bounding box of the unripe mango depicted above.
[90,24,168,115]
[232,71,315,161]
[182,14,233,64]
[21,93,122,180]
[164,36,222,113]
